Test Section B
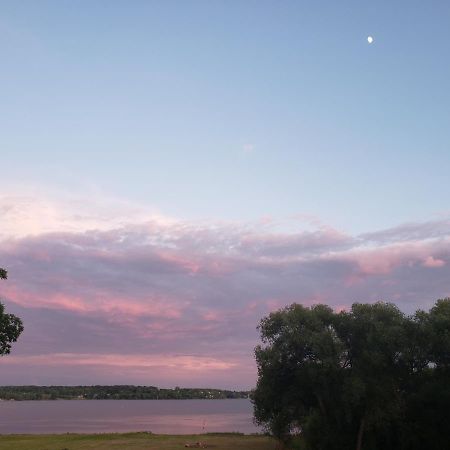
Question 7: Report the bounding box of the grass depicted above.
[0,432,276,450]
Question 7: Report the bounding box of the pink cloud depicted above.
[2,283,183,324]
[155,250,201,274]
[1,199,450,388]
[422,256,446,268]
[340,240,449,277]
[202,311,220,321]
[265,299,284,311]
[347,246,413,276]
[3,353,237,371]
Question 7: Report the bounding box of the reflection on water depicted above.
[0,399,260,434]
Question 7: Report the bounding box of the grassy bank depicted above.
[0,432,276,450]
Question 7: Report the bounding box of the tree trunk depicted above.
[356,417,365,450]
[316,393,327,417]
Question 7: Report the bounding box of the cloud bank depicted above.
[0,194,449,388]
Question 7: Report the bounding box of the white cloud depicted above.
[0,187,174,240]
[242,144,255,154]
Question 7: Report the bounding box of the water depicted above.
[0,399,260,434]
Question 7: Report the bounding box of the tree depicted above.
[253,304,348,446]
[0,268,24,355]
[252,300,450,450]
[399,299,450,450]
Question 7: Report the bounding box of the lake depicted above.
[0,399,260,434]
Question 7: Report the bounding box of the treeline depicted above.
[0,385,249,401]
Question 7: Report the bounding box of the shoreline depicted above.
[0,397,250,401]
[0,432,274,450]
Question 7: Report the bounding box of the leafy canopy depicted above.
[252,300,450,450]
[0,268,24,355]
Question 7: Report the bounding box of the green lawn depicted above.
[0,432,276,450]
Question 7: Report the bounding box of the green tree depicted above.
[399,299,450,450]
[253,304,347,446]
[252,300,450,450]
[0,268,24,355]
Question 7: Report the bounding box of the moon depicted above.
[367,36,374,44]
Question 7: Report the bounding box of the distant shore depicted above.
[0,385,250,401]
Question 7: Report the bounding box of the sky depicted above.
[0,1,449,389]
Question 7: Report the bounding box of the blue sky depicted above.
[2,0,449,233]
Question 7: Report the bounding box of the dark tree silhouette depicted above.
[0,268,24,355]
[252,300,450,450]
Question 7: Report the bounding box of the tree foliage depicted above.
[252,300,450,450]
[0,268,24,355]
